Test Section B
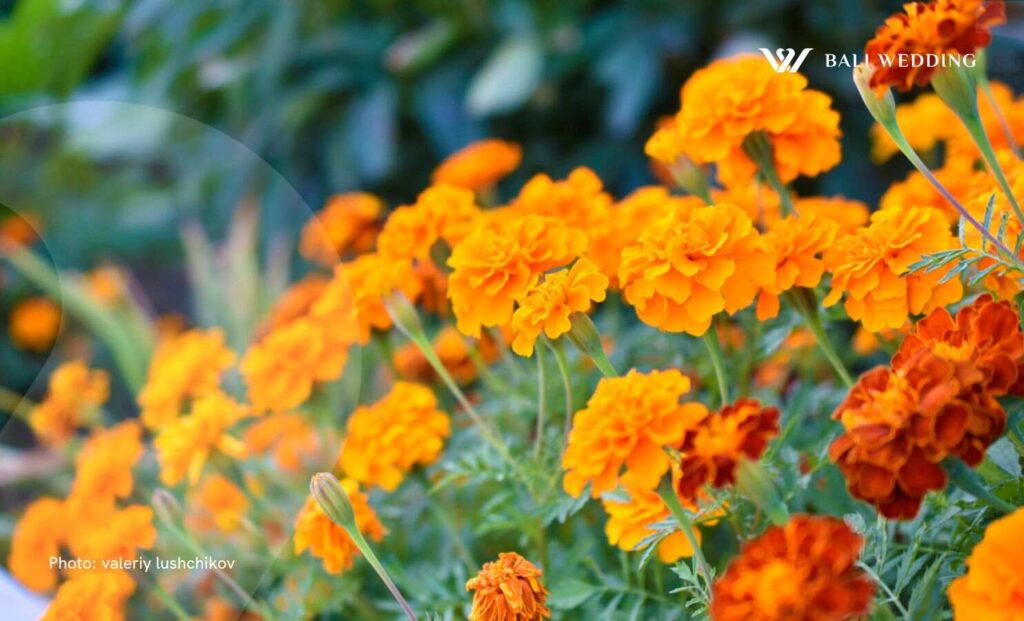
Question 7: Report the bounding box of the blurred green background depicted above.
[0,0,1022,416]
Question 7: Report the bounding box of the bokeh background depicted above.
[0,0,1022,574]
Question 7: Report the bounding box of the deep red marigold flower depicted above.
[465,552,550,621]
[710,515,874,621]
[865,0,1005,92]
[676,399,780,504]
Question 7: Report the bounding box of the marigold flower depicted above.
[259,274,329,335]
[619,202,774,336]
[852,324,908,356]
[41,570,134,621]
[65,504,156,564]
[83,265,127,306]
[189,475,250,533]
[647,55,841,185]
[465,552,550,621]
[377,183,481,261]
[9,497,64,592]
[243,413,321,473]
[394,326,481,384]
[676,399,780,503]
[0,212,40,247]
[299,192,382,266]
[757,215,838,320]
[432,139,522,191]
[710,515,874,621]
[602,482,711,564]
[948,507,1024,620]
[563,369,707,498]
[319,253,423,344]
[448,214,586,337]
[9,296,61,352]
[339,382,450,491]
[880,155,983,224]
[293,480,386,574]
[137,328,236,429]
[68,420,144,506]
[865,0,1005,92]
[794,196,871,236]
[154,391,250,486]
[710,180,784,226]
[28,361,109,446]
[510,258,608,356]
[509,167,613,243]
[823,206,963,332]
[960,152,1024,298]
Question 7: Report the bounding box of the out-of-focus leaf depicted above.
[547,578,600,609]
[466,37,543,117]
[596,35,659,137]
[415,62,484,155]
[387,20,457,74]
[344,83,398,182]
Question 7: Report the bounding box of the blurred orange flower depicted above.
[244,413,321,473]
[794,196,871,236]
[260,274,329,335]
[465,552,550,621]
[190,475,250,533]
[323,253,423,343]
[509,167,612,244]
[432,139,522,191]
[29,361,109,446]
[823,206,963,332]
[394,325,482,384]
[880,156,982,224]
[8,497,64,592]
[563,369,707,498]
[647,55,841,185]
[154,391,250,485]
[299,192,382,265]
[41,570,134,621]
[710,515,874,621]
[293,480,386,574]
[9,297,61,352]
[510,258,608,356]
[66,504,156,565]
[619,202,774,336]
[757,215,838,320]
[378,183,481,261]
[68,420,144,506]
[948,507,1024,620]
[865,0,1005,91]
[339,382,450,491]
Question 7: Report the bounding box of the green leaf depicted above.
[466,36,543,117]
[547,579,601,609]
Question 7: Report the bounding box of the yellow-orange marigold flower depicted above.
[619,202,774,336]
[880,156,982,224]
[510,258,608,356]
[9,497,64,593]
[138,328,236,429]
[9,297,61,352]
[154,391,249,486]
[29,361,109,446]
[189,475,250,533]
[711,180,785,227]
[960,152,1024,299]
[339,382,450,491]
[647,55,841,185]
[676,399,780,504]
[68,420,144,506]
[865,0,1005,92]
[299,192,382,266]
[320,253,423,344]
[563,369,707,498]
[466,552,550,621]
[823,206,963,332]
[293,480,386,574]
[42,570,134,621]
[757,215,838,320]
[948,507,1024,621]
[82,265,127,306]
[602,482,710,564]
[710,515,874,621]
[65,504,156,565]
[394,325,482,384]
[378,183,481,261]
[259,274,329,335]
[448,214,586,337]
[794,196,871,236]
[510,167,612,238]
[243,413,321,473]
[432,139,522,191]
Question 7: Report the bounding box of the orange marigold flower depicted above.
[432,139,522,191]
[676,398,780,503]
[710,180,785,227]
[339,382,450,491]
[823,206,963,332]
[318,253,423,344]
[259,274,329,335]
[960,152,1024,299]
[299,192,382,265]
[880,155,983,224]
[378,183,481,261]
[563,369,707,498]
[41,570,135,621]
[9,497,64,592]
[243,413,321,473]
[948,507,1024,620]
[619,202,774,336]
[448,214,586,337]
[65,504,156,565]
[189,475,250,533]
[293,480,386,574]
[852,324,908,356]
[794,196,871,236]
[710,515,874,621]
[68,420,144,506]
[9,297,61,352]
[138,328,236,429]
[394,326,481,384]
[602,482,715,564]
[509,167,612,239]
[757,215,839,320]
[0,212,40,247]
[465,552,550,621]
[154,391,250,486]
[647,55,841,185]
[28,361,109,446]
[83,265,127,306]
[510,258,608,356]
[865,0,1005,92]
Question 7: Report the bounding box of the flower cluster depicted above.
[28,361,109,445]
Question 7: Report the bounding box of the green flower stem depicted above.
[148,580,192,621]
[311,473,418,621]
[701,329,729,406]
[784,289,854,388]
[742,131,797,217]
[944,458,1016,514]
[534,345,547,459]
[657,479,710,582]
[566,313,618,377]
[545,337,575,448]
[963,111,1024,225]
